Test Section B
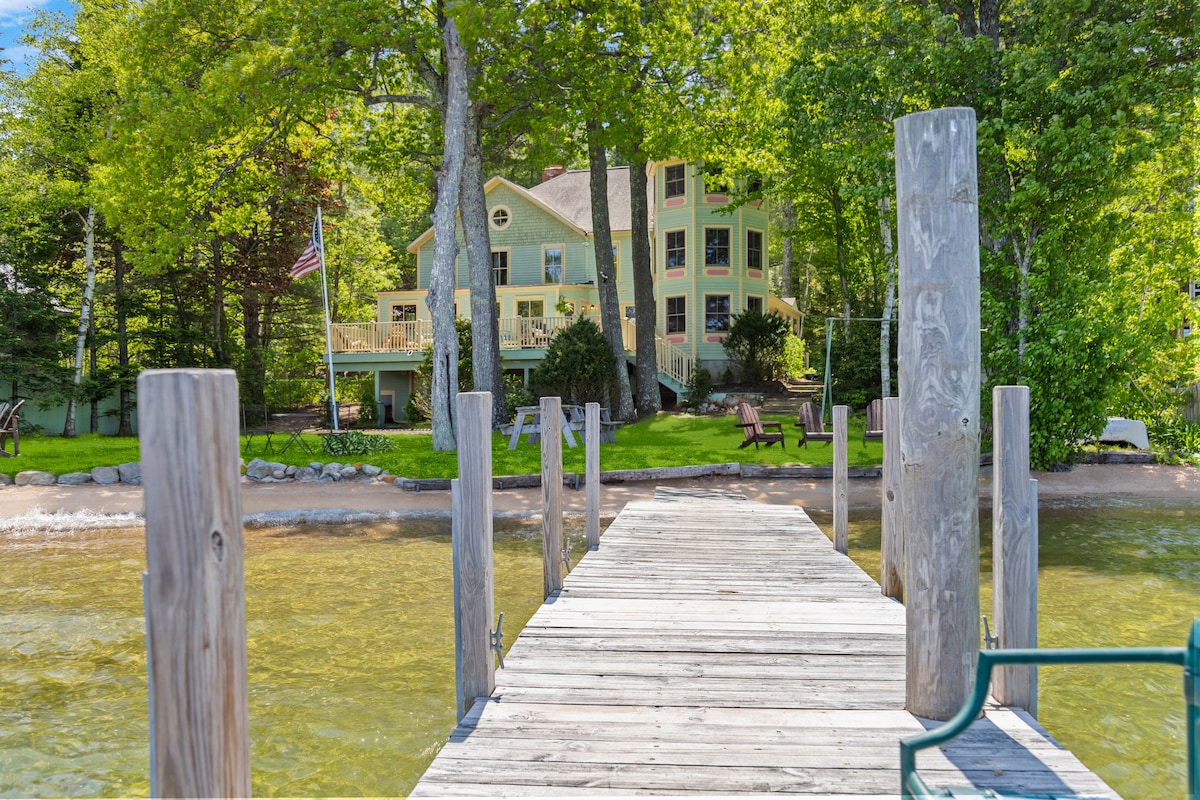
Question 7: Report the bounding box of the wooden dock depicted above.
[412,488,1117,797]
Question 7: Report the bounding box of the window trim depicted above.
[664,163,687,199]
[542,244,565,285]
[489,205,512,230]
[515,297,546,319]
[391,303,418,322]
[746,228,764,273]
[665,228,687,272]
[704,293,732,333]
[746,295,765,315]
[491,248,511,287]
[666,295,687,334]
[704,227,731,268]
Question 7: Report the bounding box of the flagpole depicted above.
[316,206,339,433]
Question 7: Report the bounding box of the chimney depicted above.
[541,165,567,183]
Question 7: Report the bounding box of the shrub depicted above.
[723,310,792,383]
[685,364,713,407]
[322,430,397,456]
[781,334,807,381]
[355,381,378,428]
[504,372,537,415]
[530,318,614,405]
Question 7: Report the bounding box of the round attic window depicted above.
[490,206,511,230]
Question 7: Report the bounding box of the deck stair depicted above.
[412,489,1117,797]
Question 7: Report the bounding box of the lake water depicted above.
[0,499,1195,798]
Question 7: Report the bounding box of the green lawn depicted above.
[6,412,884,479]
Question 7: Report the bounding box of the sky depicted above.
[0,0,73,73]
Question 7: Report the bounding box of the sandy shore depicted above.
[1,463,1198,528]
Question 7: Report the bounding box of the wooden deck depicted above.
[412,488,1118,798]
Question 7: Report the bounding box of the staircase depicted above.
[759,380,823,417]
[620,319,693,398]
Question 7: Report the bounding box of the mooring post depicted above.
[138,368,250,798]
[585,402,601,550]
[1028,477,1039,717]
[453,392,495,722]
[541,396,564,598]
[881,396,903,601]
[992,385,1036,711]
[896,107,982,721]
[833,404,849,554]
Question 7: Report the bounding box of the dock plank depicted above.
[413,491,1118,797]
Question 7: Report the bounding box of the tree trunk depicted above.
[461,103,507,427]
[63,205,97,438]
[427,17,469,452]
[878,196,896,398]
[628,155,659,416]
[780,197,796,298]
[831,187,852,326]
[587,122,635,421]
[88,314,99,433]
[113,238,134,436]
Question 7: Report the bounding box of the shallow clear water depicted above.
[1,500,1195,798]
[812,497,1199,800]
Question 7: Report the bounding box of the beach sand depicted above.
[1,463,1198,526]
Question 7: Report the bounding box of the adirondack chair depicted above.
[0,399,26,457]
[796,400,833,447]
[734,402,785,450]
[864,398,884,443]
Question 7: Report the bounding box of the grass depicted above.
[6,412,885,479]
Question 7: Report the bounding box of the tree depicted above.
[723,310,792,384]
[531,318,615,406]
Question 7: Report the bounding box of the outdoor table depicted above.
[272,413,320,455]
[561,405,623,445]
[507,405,578,450]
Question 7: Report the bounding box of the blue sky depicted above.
[1,0,73,72]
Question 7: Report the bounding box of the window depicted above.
[704,228,730,267]
[517,299,544,318]
[489,206,511,230]
[543,246,563,284]
[391,304,417,322]
[665,164,686,198]
[666,230,687,269]
[746,296,764,315]
[747,230,763,271]
[491,250,509,286]
[666,296,686,334]
[705,295,731,332]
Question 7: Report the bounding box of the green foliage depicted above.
[685,364,714,407]
[321,430,397,457]
[817,320,896,411]
[413,318,474,421]
[504,372,537,414]
[264,379,325,410]
[404,393,425,425]
[723,310,792,383]
[781,334,807,381]
[530,318,614,407]
[355,380,378,427]
[1145,415,1200,464]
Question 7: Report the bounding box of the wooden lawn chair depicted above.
[864,398,884,443]
[0,399,26,457]
[796,400,833,447]
[734,402,785,450]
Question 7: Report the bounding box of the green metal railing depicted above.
[900,619,1199,799]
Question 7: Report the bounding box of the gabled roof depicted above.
[407,166,654,253]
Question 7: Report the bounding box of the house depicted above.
[329,160,801,421]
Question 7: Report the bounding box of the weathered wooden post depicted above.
[585,402,601,550]
[993,385,1035,711]
[833,404,849,554]
[896,107,981,721]
[881,396,903,600]
[138,368,250,798]
[453,392,495,722]
[541,396,564,598]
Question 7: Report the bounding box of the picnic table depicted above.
[271,413,320,455]
[505,404,623,449]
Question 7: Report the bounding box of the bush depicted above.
[723,310,792,383]
[685,364,713,407]
[1146,415,1200,462]
[322,430,397,456]
[782,334,807,381]
[504,372,537,415]
[531,318,614,406]
[356,381,378,428]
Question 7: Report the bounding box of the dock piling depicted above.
[881,396,903,600]
[541,396,564,598]
[585,402,600,550]
[833,404,849,554]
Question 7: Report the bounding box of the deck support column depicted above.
[896,107,982,721]
[453,391,496,722]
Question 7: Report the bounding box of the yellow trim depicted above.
[542,243,565,285]
[491,247,512,287]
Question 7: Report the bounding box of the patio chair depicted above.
[796,400,833,447]
[864,398,884,443]
[734,402,785,450]
[242,403,274,454]
[0,399,26,457]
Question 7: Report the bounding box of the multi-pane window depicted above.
[704,228,730,267]
[544,247,563,284]
[517,299,544,318]
[391,304,417,322]
[746,296,764,315]
[705,295,731,332]
[665,164,686,198]
[747,230,763,271]
[666,230,687,269]
[490,207,511,229]
[491,251,509,286]
[666,296,686,334]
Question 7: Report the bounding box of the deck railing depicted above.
[619,318,694,389]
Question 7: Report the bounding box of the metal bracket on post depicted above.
[490,612,505,669]
[982,616,999,650]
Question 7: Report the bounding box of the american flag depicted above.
[289,215,322,279]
